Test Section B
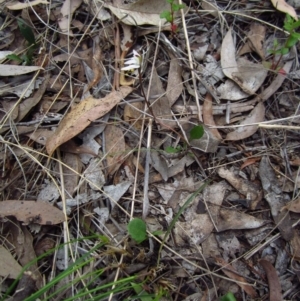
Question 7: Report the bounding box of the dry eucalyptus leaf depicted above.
[104,124,126,175]
[239,23,266,59]
[217,208,267,231]
[174,182,226,246]
[0,65,43,76]
[0,245,22,279]
[6,0,48,9]
[166,58,183,106]
[61,153,82,196]
[225,102,265,141]
[0,201,65,225]
[58,0,82,35]
[215,257,257,298]
[283,197,300,212]
[221,29,267,95]
[270,0,298,20]
[105,0,174,26]
[103,181,132,210]
[259,259,283,301]
[124,102,144,130]
[46,86,132,155]
[149,69,175,128]
[259,156,293,241]
[217,166,263,209]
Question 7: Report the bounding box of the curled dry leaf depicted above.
[0,201,65,225]
[259,259,283,301]
[46,86,132,155]
[270,0,298,20]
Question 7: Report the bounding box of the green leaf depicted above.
[160,11,172,22]
[17,18,36,45]
[128,218,147,244]
[286,35,299,48]
[166,0,174,4]
[189,125,204,141]
[6,53,23,63]
[221,292,237,301]
[165,146,181,153]
[131,282,154,301]
[280,47,290,55]
[151,230,164,236]
[171,3,185,11]
[291,31,300,39]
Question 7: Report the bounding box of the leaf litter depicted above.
[1,0,300,300]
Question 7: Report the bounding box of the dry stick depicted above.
[143,118,152,219]
[179,0,202,122]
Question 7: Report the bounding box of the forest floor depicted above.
[0,0,300,300]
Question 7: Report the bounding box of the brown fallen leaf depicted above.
[218,166,263,209]
[282,197,300,213]
[270,0,298,20]
[105,0,176,26]
[225,102,265,141]
[46,86,132,155]
[9,221,43,289]
[240,157,261,170]
[0,201,65,225]
[166,57,183,106]
[239,23,266,59]
[0,245,22,279]
[215,256,257,298]
[149,69,176,129]
[217,208,267,231]
[221,29,267,95]
[6,0,48,10]
[60,153,82,196]
[259,156,294,241]
[58,0,82,36]
[259,259,283,301]
[104,124,127,175]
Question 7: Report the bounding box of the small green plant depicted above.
[220,292,237,301]
[7,18,38,65]
[160,0,185,34]
[268,13,300,74]
[127,218,163,244]
[128,218,148,244]
[164,145,183,154]
[189,125,204,141]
